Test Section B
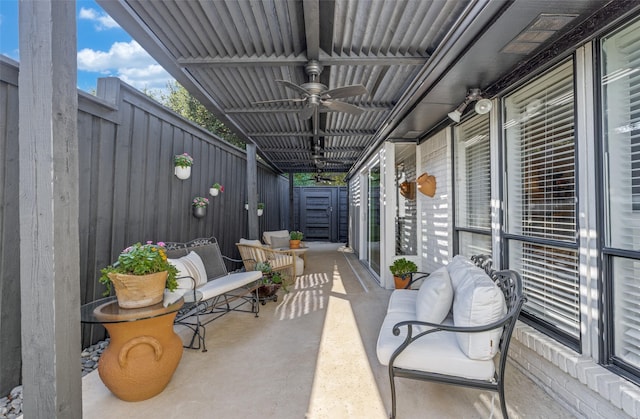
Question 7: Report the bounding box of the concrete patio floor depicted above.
[82,242,576,418]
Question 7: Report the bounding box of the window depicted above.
[454,114,492,257]
[601,16,640,376]
[504,60,580,344]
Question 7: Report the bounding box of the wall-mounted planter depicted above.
[174,166,191,180]
[192,206,207,218]
[209,188,219,196]
[257,209,263,216]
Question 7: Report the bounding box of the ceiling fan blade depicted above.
[321,100,365,115]
[322,84,367,99]
[252,98,306,105]
[299,104,316,120]
[276,80,311,96]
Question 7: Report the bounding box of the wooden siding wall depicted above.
[0,59,285,394]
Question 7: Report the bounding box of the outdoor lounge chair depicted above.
[236,240,298,281]
[164,237,262,352]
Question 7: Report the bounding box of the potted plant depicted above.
[209,182,224,196]
[257,202,265,216]
[99,242,179,308]
[289,230,303,249]
[389,258,418,289]
[174,153,194,179]
[192,196,209,218]
[255,262,285,301]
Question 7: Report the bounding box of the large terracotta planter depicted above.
[108,271,167,309]
[96,302,183,401]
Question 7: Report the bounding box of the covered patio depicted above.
[6,0,640,417]
[82,243,571,418]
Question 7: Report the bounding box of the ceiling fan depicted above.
[313,170,333,184]
[253,60,368,120]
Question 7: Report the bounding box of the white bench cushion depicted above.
[197,271,262,300]
[376,312,495,380]
[386,290,418,315]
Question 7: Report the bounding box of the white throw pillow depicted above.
[168,251,208,289]
[240,238,263,247]
[262,230,289,246]
[446,255,476,291]
[453,268,507,360]
[270,236,291,249]
[415,266,453,327]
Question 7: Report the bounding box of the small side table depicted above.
[81,297,184,401]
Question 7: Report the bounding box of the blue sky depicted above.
[0,0,174,94]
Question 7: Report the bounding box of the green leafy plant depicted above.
[192,196,209,207]
[211,182,224,192]
[174,152,194,167]
[257,202,265,209]
[389,258,418,277]
[99,242,179,296]
[255,261,287,292]
[290,230,303,240]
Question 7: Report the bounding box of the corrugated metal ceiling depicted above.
[97,0,617,175]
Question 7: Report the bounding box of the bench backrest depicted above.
[164,237,228,280]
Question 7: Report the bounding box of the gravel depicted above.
[0,339,109,419]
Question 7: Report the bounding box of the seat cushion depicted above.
[197,270,262,300]
[376,312,495,381]
[262,230,289,246]
[415,266,453,325]
[386,289,418,315]
[453,267,507,360]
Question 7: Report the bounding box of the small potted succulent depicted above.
[99,241,179,308]
[389,258,418,289]
[209,182,224,197]
[289,230,303,249]
[192,196,209,218]
[257,202,265,216]
[174,153,194,180]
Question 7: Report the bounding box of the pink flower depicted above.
[157,241,166,247]
[146,240,153,244]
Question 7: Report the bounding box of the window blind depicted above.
[601,16,640,372]
[455,114,491,231]
[504,60,580,340]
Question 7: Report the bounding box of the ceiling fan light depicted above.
[475,99,492,115]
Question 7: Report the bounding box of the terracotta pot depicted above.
[108,271,167,309]
[193,206,207,218]
[174,166,191,180]
[394,274,411,289]
[97,309,183,401]
[289,239,301,249]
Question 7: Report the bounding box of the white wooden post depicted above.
[18,1,82,417]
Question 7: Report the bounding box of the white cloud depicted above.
[78,41,173,92]
[78,7,120,30]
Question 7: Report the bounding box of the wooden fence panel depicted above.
[0,61,287,393]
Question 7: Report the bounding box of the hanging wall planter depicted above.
[192,197,209,218]
[209,183,224,197]
[174,153,194,180]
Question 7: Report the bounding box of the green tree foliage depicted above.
[161,81,245,149]
[293,173,346,186]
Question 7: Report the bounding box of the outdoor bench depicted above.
[376,255,526,419]
[163,237,263,352]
